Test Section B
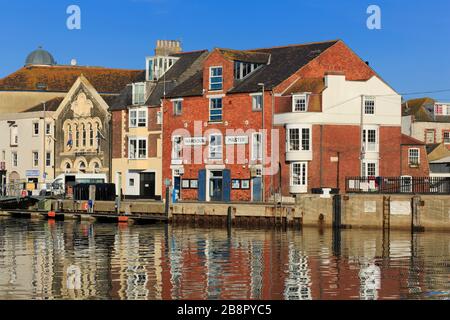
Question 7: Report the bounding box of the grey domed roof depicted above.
[25,47,57,66]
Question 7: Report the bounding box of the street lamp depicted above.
[257,83,265,202]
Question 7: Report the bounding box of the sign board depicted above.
[225,136,249,145]
[184,137,206,146]
[390,201,411,216]
[26,170,40,177]
[330,157,339,163]
[364,201,377,213]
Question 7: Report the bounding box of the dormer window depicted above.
[234,61,263,80]
[146,56,180,81]
[209,67,223,91]
[132,83,146,105]
[292,94,309,112]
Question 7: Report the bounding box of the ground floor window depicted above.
[291,162,307,186]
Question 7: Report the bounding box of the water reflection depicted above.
[0,217,448,300]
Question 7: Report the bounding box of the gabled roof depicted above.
[402,97,435,121]
[281,77,325,112]
[427,142,450,162]
[401,134,426,145]
[0,65,145,94]
[110,50,208,110]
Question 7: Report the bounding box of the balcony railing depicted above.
[346,176,450,194]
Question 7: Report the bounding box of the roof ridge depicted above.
[175,49,208,55]
[244,39,341,51]
[21,65,144,72]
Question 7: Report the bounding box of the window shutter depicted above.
[198,170,206,201]
[222,169,231,203]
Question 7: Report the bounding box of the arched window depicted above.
[65,162,71,173]
[89,124,94,147]
[67,125,72,150]
[93,162,100,173]
[82,124,86,147]
[79,161,86,173]
[75,125,79,148]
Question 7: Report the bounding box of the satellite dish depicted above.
[70,59,77,66]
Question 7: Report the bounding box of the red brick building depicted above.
[162,40,429,202]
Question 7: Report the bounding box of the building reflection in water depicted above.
[0,217,449,300]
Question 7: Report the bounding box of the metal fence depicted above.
[346,176,450,194]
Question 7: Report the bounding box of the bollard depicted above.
[227,207,232,230]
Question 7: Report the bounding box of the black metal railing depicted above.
[346,176,450,194]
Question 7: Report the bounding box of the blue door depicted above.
[173,176,181,203]
[198,170,206,201]
[252,177,262,202]
[222,169,231,203]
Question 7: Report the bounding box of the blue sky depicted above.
[1,0,449,100]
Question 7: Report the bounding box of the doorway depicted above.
[140,172,156,199]
[252,176,262,202]
[209,171,223,202]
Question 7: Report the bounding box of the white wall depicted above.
[275,75,402,126]
[411,121,450,144]
[0,112,55,186]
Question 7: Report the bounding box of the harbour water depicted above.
[0,217,448,300]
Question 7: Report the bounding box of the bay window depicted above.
[291,162,307,186]
[288,127,310,151]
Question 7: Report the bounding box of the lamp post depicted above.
[258,83,265,202]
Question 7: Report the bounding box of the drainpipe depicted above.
[320,125,323,187]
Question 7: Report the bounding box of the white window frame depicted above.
[292,94,309,112]
[132,82,146,106]
[32,151,39,168]
[209,134,223,160]
[361,160,379,177]
[172,99,183,116]
[172,135,183,160]
[128,137,148,160]
[251,93,263,111]
[287,127,311,152]
[290,162,307,187]
[408,148,420,165]
[209,97,223,122]
[32,121,39,136]
[252,132,263,161]
[209,66,223,91]
[129,107,147,128]
[364,96,376,115]
[443,131,450,144]
[362,127,379,153]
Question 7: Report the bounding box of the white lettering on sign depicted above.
[390,201,411,216]
[184,137,206,146]
[225,136,249,145]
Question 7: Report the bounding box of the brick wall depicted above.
[111,110,123,159]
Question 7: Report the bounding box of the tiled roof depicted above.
[0,65,145,94]
[23,97,64,112]
[402,97,435,121]
[217,49,271,64]
[111,50,208,110]
[401,134,426,145]
[282,78,325,112]
[23,94,119,113]
[229,40,339,93]
[166,40,339,98]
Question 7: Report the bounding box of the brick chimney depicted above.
[155,40,182,56]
